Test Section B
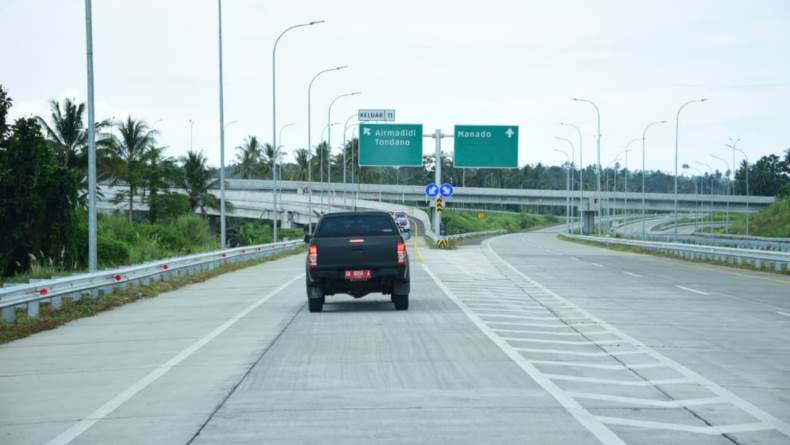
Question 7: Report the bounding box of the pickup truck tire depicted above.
[307,284,324,313]
[392,294,409,311]
[308,297,324,313]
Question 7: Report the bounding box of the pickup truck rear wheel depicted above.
[392,294,409,311]
[308,297,324,313]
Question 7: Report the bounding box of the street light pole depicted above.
[327,92,360,207]
[276,122,296,221]
[272,20,323,242]
[696,161,715,229]
[342,113,357,208]
[217,0,227,248]
[570,98,602,234]
[673,98,708,237]
[560,122,583,234]
[711,154,731,234]
[554,136,575,228]
[640,120,666,238]
[84,0,98,272]
[554,149,571,232]
[306,65,347,234]
[623,139,640,221]
[189,119,194,151]
[731,145,750,235]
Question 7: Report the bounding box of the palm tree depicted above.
[235,136,263,179]
[181,150,219,216]
[37,98,111,170]
[107,117,158,222]
[291,148,310,181]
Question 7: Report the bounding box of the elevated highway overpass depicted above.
[226,179,774,214]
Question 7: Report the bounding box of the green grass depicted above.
[0,247,304,344]
[441,211,559,235]
[702,197,790,237]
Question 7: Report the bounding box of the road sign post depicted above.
[454,125,519,168]
[359,124,423,167]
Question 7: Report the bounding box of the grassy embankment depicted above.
[701,197,790,237]
[425,211,560,248]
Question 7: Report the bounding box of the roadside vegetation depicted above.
[700,197,790,238]
[442,211,559,235]
[0,85,304,284]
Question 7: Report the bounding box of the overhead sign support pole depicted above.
[425,129,452,239]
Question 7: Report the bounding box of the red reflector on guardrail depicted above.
[114,274,123,281]
[39,288,48,296]
[221,253,227,258]
[241,249,246,254]
[162,264,169,270]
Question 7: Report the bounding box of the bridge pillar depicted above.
[581,210,596,234]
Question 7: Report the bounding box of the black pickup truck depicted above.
[304,211,410,312]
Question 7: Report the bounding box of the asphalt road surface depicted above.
[1,228,788,444]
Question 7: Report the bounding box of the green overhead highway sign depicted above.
[359,123,423,167]
[453,125,519,168]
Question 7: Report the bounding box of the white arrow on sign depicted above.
[505,128,515,138]
[363,127,372,136]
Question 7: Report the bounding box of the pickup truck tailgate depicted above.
[316,236,398,270]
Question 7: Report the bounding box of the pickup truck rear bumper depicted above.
[307,267,409,297]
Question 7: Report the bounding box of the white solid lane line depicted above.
[46,274,304,445]
[676,285,711,295]
[623,271,643,278]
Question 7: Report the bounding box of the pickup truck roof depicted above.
[314,212,399,238]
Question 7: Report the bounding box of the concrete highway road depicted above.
[1,229,789,444]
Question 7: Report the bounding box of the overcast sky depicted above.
[2,0,789,175]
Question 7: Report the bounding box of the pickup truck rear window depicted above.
[315,214,397,237]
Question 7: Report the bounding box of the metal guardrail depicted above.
[446,229,507,241]
[563,234,790,273]
[0,240,303,324]
[626,233,790,253]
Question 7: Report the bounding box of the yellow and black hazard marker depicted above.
[436,239,449,248]
[436,197,445,213]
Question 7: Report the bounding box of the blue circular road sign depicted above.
[439,183,454,198]
[424,183,439,198]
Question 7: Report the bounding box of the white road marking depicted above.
[46,274,304,445]
[480,314,560,321]
[570,256,580,261]
[421,263,627,445]
[596,417,771,435]
[777,311,790,318]
[569,392,724,408]
[513,347,646,357]
[529,360,666,371]
[484,236,790,439]
[545,374,690,387]
[493,328,606,337]
[675,285,710,295]
[487,321,570,329]
[502,337,623,346]
[591,263,605,268]
[623,271,643,278]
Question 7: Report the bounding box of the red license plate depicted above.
[344,270,372,281]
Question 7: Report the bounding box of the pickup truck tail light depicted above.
[308,245,318,268]
[397,241,407,265]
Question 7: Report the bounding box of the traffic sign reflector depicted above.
[436,197,444,213]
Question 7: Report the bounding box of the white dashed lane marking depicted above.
[675,285,710,295]
[623,271,643,278]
